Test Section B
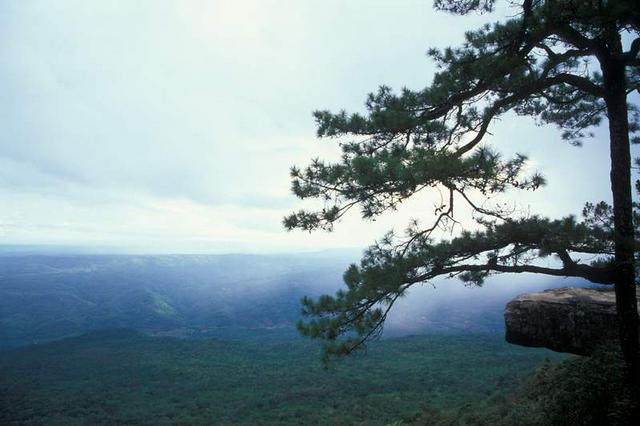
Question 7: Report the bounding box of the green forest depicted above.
[1,330,569,425]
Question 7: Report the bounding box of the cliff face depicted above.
[504,287,640,355]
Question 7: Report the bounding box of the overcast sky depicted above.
[0,0,622,253]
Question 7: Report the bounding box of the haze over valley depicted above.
[0,247,589,349]
[0,246,577,424]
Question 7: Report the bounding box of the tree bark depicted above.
[602,47,640,386]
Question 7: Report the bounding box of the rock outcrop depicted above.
[504,287,640,355]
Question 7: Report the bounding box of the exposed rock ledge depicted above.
[504,287,640,355]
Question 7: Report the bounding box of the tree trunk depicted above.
[603,52,640,386]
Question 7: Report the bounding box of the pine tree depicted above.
[285,0,640,385]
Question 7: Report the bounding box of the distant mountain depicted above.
[0,253,353,347]
[0,251,594,348]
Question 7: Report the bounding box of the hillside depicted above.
[0,252,349,347]
[0,251,591,348]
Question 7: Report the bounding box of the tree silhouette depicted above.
[285,0,640,385]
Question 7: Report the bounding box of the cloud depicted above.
[0,1,621,252]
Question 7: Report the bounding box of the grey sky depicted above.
[0,0,621,253]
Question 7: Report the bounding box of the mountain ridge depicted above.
[0,252,592,348]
